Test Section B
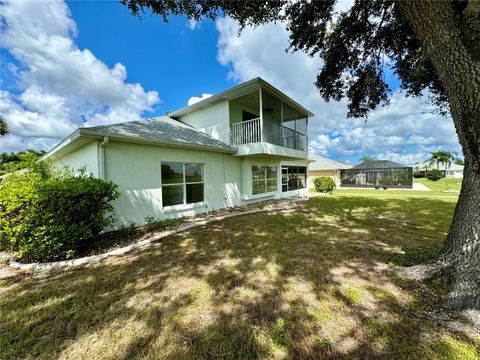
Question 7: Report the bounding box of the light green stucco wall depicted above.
[51,141,99,177]
[52,139,309,229]
[103,141,244,227]
[178,101,230,144]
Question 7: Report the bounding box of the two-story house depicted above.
[46,78,313,227]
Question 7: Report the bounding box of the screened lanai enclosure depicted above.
[340,160,413,189]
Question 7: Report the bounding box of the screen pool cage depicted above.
[340,160,413,189]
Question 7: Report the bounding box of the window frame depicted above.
[161,162,204,207]
[251,165,278,195]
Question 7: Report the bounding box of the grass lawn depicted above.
[414,177,462,192]
[1,196,479,359]
[332,188,459,198]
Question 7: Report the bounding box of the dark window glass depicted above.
[185,163,202,183]
[252,180,265,195]
[186,183,204,203]
[282,166,306,191]
[162,162,204,207]
[252,165,264,180]
[266,166,277,179]
[162,185,183,206]
[162,163,183,184]
[267,179,277,192]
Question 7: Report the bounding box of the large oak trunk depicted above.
[441,157,480,309]
[397,1,480,310]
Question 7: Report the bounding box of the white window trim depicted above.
[161,162,204,208]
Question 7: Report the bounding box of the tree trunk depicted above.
[441,157,480,309]
[396,0,480,310]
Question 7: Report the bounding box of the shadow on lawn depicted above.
[1,196,476,359]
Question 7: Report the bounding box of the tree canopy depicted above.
[120,0,468,117]
[0,115,8,137]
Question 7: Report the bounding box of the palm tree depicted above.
[360,155,375,163]
[427,150,456,172]
[0,115,8,136]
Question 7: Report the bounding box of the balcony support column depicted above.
[259,88,264,142]
[281,102,284,147]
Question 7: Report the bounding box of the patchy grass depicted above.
[414,177,462,192]
[344,285,363,305]
[432,337,480,359]
[1,195,479,359]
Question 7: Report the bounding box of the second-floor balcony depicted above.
[229,87,310,156]
[231,117,307,152]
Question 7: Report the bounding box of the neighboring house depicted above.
[308,154,352,188]
[414,161,464,179]
[340,160,413,188]
[45,78,313,227]
[444,163,464,178]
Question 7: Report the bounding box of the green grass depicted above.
[414,177,462,192]
[333,188,459,198]
[1,195,478,359]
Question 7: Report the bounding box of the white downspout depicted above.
[99,136,109,179]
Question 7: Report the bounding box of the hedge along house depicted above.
[340,160,413,189]
[45,78,313,228]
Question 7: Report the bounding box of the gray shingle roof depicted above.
[308,154,353,170]
[351,160,410,169]
[82,116,235,152]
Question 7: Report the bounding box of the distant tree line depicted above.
[0,150,46,175]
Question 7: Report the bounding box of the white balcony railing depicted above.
[231,118,307,152]
[231,117,262,145]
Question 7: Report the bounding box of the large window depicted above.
[252,165,277,195]
[282,166,307,192]
[161,162,204,207]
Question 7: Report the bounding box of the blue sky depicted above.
[0,0,460,164]
[67,1,230,114]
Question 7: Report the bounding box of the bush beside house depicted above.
[0,162,119,262]
[314,176,336,193]
[426,169,445,181]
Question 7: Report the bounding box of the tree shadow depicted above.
[1,196,477,359]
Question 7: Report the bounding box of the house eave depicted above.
[168,77,314,118]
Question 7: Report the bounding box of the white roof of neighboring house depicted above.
[415,160,464,171]
[308,154,352,171]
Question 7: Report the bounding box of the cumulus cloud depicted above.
[216,17,461,164]
[0,0,159,152]
[187,93,213,106]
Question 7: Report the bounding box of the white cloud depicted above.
[187,19,199,30]
[215,17,461,164]
[187,93,213,106]
[0,0,159,153]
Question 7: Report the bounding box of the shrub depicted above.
[314,176,336,193]
[0,162,119,262]
[426,169,444,181]
[413,170,424,178]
